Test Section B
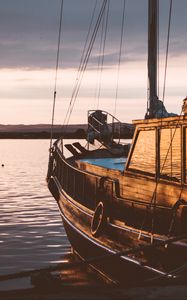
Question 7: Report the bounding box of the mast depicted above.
[147,0,158,118]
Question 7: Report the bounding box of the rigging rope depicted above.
[151,0,174,236]
[63,0,108,128]
[77,0,98,75]
[139,108,184,241]
[96,0,110,109]
[95,9,105,108]
[157,0,159,97]
[50,0,64,149]
[62,0,99,128]
[114,0,126,117]
[140,0,174,239]
[162,0,173,103]
[150,0,173,237]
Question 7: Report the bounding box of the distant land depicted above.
[0,123,134,139]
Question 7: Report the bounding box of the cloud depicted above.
[0,0,186,70]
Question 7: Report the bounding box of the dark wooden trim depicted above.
[183,126,187,183]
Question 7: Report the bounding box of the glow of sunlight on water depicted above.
[0,139,71,281]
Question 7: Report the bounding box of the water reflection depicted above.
[0,140,70,279]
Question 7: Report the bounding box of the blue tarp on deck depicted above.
[80,157,126,171]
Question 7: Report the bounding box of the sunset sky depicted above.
[0,0,187,125]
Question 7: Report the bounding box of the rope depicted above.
[50,0,64,149]
[95,10,105,109]
[96,0,110,109]
[114,0,126,117]
[1,233,187,283]
[162,0,173,103]
[142,0,177,234]
[62,0,108,129]
[77,0,98,75]
[62,1,99,128]
[145,261,187,283]
[159,116,182,180]
[139,108,184,240]
[148,0,174,238]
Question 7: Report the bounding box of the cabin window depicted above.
[128,129,156,174]
[159,128,181,181]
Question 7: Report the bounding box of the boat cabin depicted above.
[70,115,187,236]
[77,115,187,186]
[126,115,187,184]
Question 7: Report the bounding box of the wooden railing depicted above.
[53,145,101,210]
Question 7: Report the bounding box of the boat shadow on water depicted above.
[2,252,187,300]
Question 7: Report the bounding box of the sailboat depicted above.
[47,0,187,284]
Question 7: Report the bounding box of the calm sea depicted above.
[0,139,71,290]
[0,138,130,291]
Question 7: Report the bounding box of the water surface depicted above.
[0,139,70,289]
[0,139,129,290]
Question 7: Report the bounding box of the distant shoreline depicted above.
[0,132,86,139]
[0,123,134,139]
[0,132,133,139]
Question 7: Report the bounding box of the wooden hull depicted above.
[48,176,181,285]
[61,210,157,285]
[47,116,187,284]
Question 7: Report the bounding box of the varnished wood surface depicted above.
[76,157,187,208]
[47,111,187,284]
[51,175,187,274]
[133,115,187,125]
